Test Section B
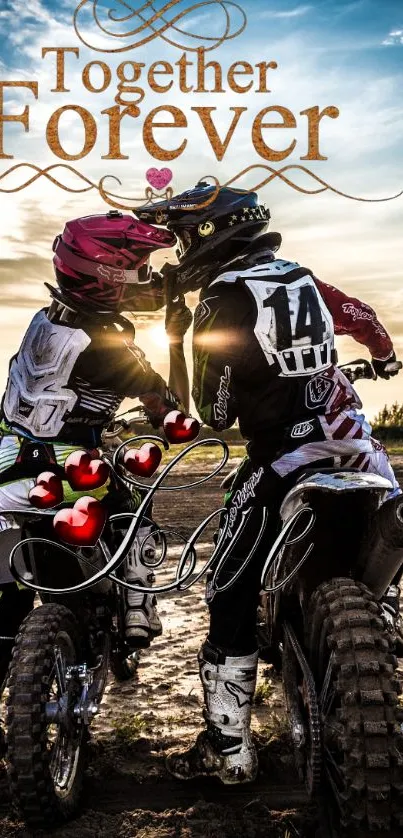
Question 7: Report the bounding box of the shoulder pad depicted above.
[209,259,303,287]
[209,271,239,287]
[240,259,302,278]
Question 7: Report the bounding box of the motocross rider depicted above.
[0,210,187,693]
[137,182,402,785]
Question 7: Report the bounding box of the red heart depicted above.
[163,411,200,444]
[123,443,162,478]
[65,450,110,491]
[53,497,106,547]
[29,472,64,509]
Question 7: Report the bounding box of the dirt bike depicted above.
[3,410,161,830]
[257,359,403,836]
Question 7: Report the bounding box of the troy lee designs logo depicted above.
[341,303,387,337]
[291,421,314,439]
[306,375,335,409]
[225,467,264,540]
[213,365,232,429]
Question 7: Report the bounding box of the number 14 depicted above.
[263,285,326,352]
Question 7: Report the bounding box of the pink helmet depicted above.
[52,211,176,313]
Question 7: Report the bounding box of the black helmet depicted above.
[136,182,281,293]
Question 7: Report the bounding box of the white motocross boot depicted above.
[166,640,259,784]
[124,525,163,648]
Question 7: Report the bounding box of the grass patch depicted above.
[259,712,290,744]
[163,443,245,463]
[112,713,147,745]
[121,432,245,465]
[385,442,403,456]
[254,679,274,705]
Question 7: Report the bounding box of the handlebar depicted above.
[102,406,150,447]
[339,358,402,384]
[339,359,376,383]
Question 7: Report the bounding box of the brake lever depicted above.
[339,360,376,383]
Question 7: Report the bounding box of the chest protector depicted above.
[214,260,335,378]
[3,310,90,437]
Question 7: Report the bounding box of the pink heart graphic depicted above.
[146,168,173,190]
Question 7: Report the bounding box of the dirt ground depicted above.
[1,453,402,838]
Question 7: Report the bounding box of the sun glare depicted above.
[149,325,170,349]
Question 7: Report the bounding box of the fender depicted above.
[280,470,392,523]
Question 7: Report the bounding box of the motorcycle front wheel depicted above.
[306,577,403,836]
[5,603,87,830]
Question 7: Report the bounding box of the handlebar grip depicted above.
[384,361,403,373]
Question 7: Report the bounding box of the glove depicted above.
[165,295,193,343]
[140,389,181,429]
[372,352,401,380]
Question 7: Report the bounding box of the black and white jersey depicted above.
[192,246,392,459]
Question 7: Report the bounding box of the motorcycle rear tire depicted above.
[306,577,403,836]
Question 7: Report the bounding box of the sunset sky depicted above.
[0,0,402,421]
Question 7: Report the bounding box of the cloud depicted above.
[383,29,403,46]
[0,255,52,307]
[258,5,312,20]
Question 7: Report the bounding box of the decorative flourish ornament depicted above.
[0,164,401,209]
[73,0,247,54]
